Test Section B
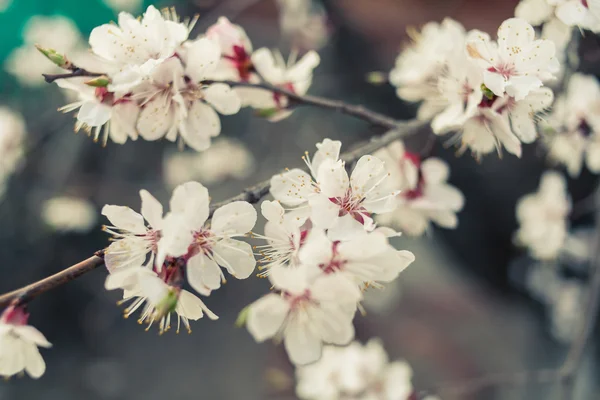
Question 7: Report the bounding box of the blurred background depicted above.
[0,0,599,399]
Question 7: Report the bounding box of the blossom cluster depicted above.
[52,7,320,148]
[244,139,415,365]
[391,17,559,159]
[101,181,256,334]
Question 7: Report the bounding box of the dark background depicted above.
[0,0,599,399]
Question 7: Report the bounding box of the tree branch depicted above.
[42,68,103,84]
[0,120,427,308]
[0,251,105,308]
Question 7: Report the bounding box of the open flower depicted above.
[0,305,52,379]
[246,264,361,365]
[298,229,414,287]
[206,17,255,82]
[466,18,559,100]
[157,181,257,295]
[105,266,217,334]
[515,171,571,260]
[101,189,164,272]
[374,141,464,236]
[245,48,320,121]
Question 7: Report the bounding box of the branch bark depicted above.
[42,68,103,84]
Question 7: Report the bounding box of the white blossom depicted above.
[0,107,26,198]
[102,0,143,13]
[156,181,257,295]
[246,264,361,365]
[276,0,330,50]
[515,171,571,260]
[374,141,464,236]
[105,266,217,334]
[516,0,600,33]
[0,305,51,379]
[270,139,400,240]
[295,339,413,400]
[42,196,97,233]
[246,48,320,121]
[206,17,255,82]
[545,73,600,176]
[466,18,559,100]
[298,229,415,288]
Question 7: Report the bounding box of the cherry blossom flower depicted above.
[544,73,600,176]
[0,305,52,379]
[0,107,26,198]
[295,339,414,400]
[88,6,194,92]
[245,48,320,121]
[101,189,164,272]
[56,78,140,145]
[298,229,415,288]
[105,265,217,334]
[515,171,571,260]
[206,17,255,82]
[246,264,361,365]
[374,141,464,236]
[271,139,400,240]
[276,0,330,50]
[156,181,257,295]
[466,18,559,100]
[517,0,600,32]
[254,200,309,276]
[133,44,241,151]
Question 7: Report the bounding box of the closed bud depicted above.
[35,45,71,69]
[85,76,110,87]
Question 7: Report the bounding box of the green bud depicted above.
[35,45,70,69]
[235,305,251,328]
[480,84,495,100]
[366,71,388,85]
[255,108,279,119]
[85,76,111,87]
[154,289,179,319]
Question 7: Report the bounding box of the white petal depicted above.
[349,155,388,198]
[136,96,174,141]
[251,48,284,83]
[284,321,323,365]
[212,239,256,279]
[23,344,46,379]
[204,84,241,115]
[270,168,315,206]
[15,326,52,348]
[177,289,218,320]
[78,101,111,127]
[310,139,342,176]
[179,101,221,151]
[421,158,449,184]
[338,232,389,260]
[211,201,257,235]
[298,229,333,267]
[187,254,222,292]
[101,205,146,234]
[185,37,221,82]
[483,70,506,97]
[261,200,285,223]
[247,294,290,342]
[317,159,349,198]
[308,194,340,230]
[169,181,209,229]
[140,189,163,229]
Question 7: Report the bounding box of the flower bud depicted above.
[85,76,111,87]
[35,45,71,69]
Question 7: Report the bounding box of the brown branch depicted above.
[203,79,402,130]
[42,68,103,84]
[0,251,105,308]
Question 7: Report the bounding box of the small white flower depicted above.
[299,229,414,288]
[157,181,257,295]
[0,305,52,379]
[545,73,600,176]
[0,107,26,197]
[42,196,97,233]
[271,139,400,240]
[374,141,464,236]
[105,266,217,334]
[57,78,140,145]
[466,18,559,100]
[515,171,571,260]
[101,189,164,272]
[246,264,361,365]
[246,48,320,121]
[295,339,414,400]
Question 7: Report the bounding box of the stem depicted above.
[42,68,103,84]
[0,120,426,308]
[0,251,105,308]
[203,79,401,129]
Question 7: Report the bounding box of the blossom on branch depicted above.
[0,305,51,379]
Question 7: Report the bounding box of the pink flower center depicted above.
[155,258,185,287]
[582,0,589,8]
[0,305,29,326]
[329,189,371,225]
[402,152,426,200]
[187,229,214,259]
[285,289,314,308]
[488,64,515,79]
[273,82,297,108]
[319,241,347,274]
[223,45,254,81]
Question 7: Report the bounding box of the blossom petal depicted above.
[101,205,146,234]
[15,326,52,348]
[78,101,111,127]
[136,96,174,141]
[169,181,209,228]
[187,253,222,292]
[247,294,290,342]
[308,194,339,230]
[140,189,163,229]
[185,37,221,82]
[204,83,241,115]
[317,159,349,198]
[212,238,256,279]
[23,344,45,379]
[284,321,323,365]
[177,289,218,321]
[270,168,315,206]
[350,155,388,196]
[298,229,333,267]
[211,201,257,235]
[179,101,221,151]
[421,158,449,184]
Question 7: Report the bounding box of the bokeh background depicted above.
[0,0,599,399]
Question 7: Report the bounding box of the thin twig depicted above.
[0,251,105,308]
[42,68,103,84]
